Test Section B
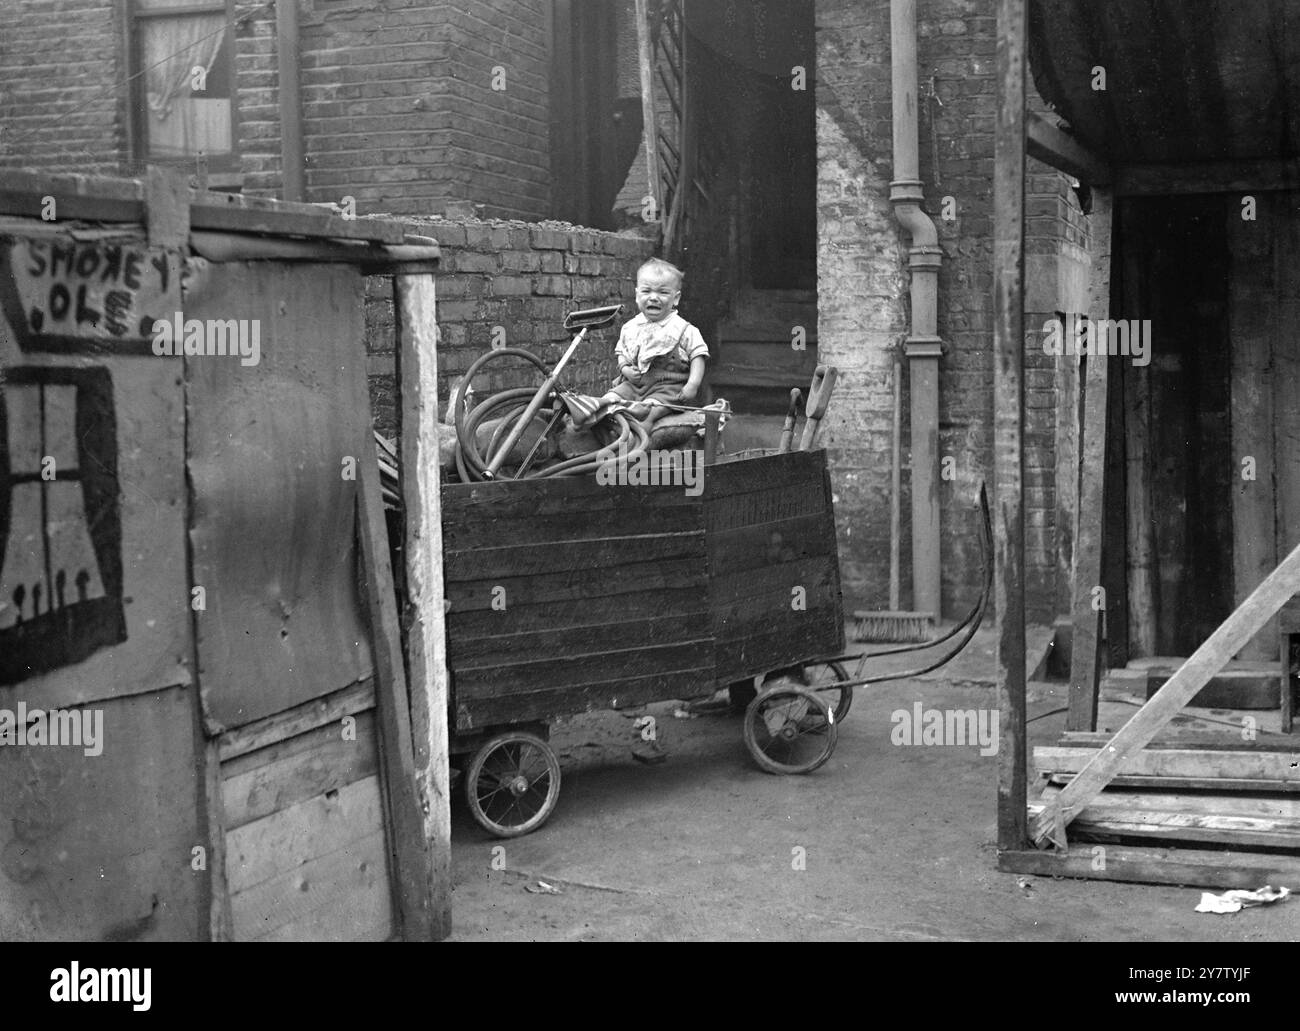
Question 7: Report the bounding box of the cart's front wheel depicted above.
[743,686,837,775]
[465,732,562,837]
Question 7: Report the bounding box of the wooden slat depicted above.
[216,680,375,762]
[456,669,716,729]
[441,478,701,520]
[1034,786,1300,850]
[247,836,391,942]
[227,781,391,942]
[444,531,705,581]
[189,192,406,244]
[714,609,844,684]
[1048,773,1300,793]
[1034,540,1300,848]
[221,711,379,831]
[225,775,385,896]
[447,585,705,636]
[1034,745,1300,784]
[998,843,1300,890]
[704,450,828,499]
[708,514,836,574]
[354,413,433,941]
[993,0,1028,852]
[705,483,831,532]
[453,638,714,697]
[1025,112,1111,186]
[449,612,706,667]
[443,503,699,550]
[1060,730,1300,751]
[709,556,837,606]
[445,554,704,610]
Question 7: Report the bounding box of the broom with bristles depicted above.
[854,346,935,643]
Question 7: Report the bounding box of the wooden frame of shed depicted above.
[0,169,451,940]
[993,0,1300,889]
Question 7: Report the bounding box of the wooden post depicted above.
[1229,195,1278,661]
[993,0,1027,852]
[1066,188,1112,732]
[276,0,305,202]
[394,274,453,940]
[633,0,662,220]
[1123,232,1157,658]
[1032,537,1300,848]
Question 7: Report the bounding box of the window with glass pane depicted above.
[132,0,235,169]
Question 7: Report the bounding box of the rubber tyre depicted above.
[743,686,838,775]
[759,661,852,723]
[464,731,562,838]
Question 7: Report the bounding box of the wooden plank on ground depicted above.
[1033,785,1300,850]
[1035,745,1300,784]
[1060,729,1300,751]
[1032,538,1300,848]
[998,843,1300,890]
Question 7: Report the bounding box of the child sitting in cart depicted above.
[600,258,709,428]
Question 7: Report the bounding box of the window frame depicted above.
[125,0,241,181]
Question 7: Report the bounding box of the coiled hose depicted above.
[453,346,651,482]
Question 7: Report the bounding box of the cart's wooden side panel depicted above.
[706,451,845,685]
[442,477,714,730]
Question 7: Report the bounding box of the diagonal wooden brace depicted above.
[1030,538,1300,849]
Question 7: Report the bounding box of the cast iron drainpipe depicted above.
[890,0,943,621]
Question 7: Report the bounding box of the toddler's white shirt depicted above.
[615,311,709,374]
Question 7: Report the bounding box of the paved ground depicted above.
[446,631,1300,941]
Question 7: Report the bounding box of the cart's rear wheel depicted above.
[465,732,561,838]
[759,661,852,723]
[743,686,837,775]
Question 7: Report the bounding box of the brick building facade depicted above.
[815,0,1088,619]
[0,0,1088,623]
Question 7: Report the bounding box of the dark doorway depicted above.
[1111,196,1234,659]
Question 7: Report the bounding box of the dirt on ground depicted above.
[446,641,1300,941]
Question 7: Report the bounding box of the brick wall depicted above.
[815,0,1083,620]
[3,0,553,220]
[364,217,654,436]
[0,0,126,175]
[280,0,551,218]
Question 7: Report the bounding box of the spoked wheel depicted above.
[743,686,838,775]
[758,660,852,724]
[464,732,562,838]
